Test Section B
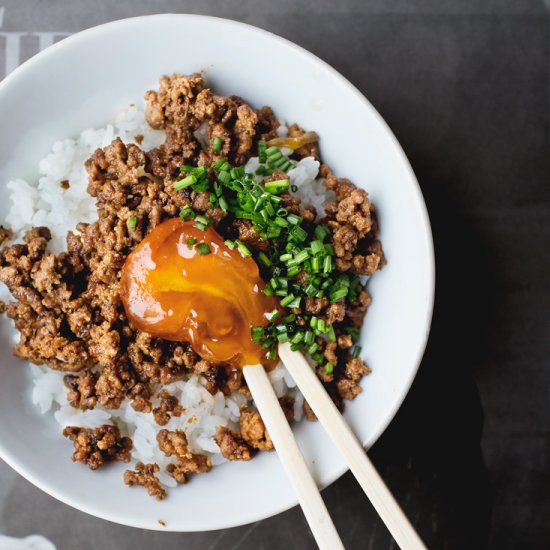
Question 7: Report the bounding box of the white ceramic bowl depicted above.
[0,15,434,531]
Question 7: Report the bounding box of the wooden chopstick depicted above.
[278,343,426,550]
[243,364,344,550]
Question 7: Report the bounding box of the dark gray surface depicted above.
[0,1,548,548]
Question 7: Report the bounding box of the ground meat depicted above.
[63,425,132,470]
[304,296,329,315]
[323,168,385,278]
[144,73,278,176]
[337,334,353,349]
[335,357,372,401]
[215,427,256,461]
[128,382,153,413]
[124,462,166,500]
[0,226,12,244]
[157,429,211,480]
[64,370,98,410]
[345,290,372,328]
[166,454,211,484]
[240,410,273,451]
[303,400,317,421]
[153,390,183,426]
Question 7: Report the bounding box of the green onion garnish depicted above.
[265,179,290,195]
[325,362,334,375]
[187,237,197,246]
[127,216,137,230]
[258,140,267,163]
[251,326,264,343]
[174,174,197,190]
[330,287,348,302]
[179,205,195,220]
[212,137,222,152]
[315,224,330,241]
[196,243,211,255]
[235,239,252,257]
[352,346,362,358]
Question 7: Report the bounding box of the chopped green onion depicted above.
[315,224,330,241]
[217,170,231,185]
[310,240,325,255]
[280,294,296,307]
[251,327,264,343]
[224,239,236,249]
[194,214,211,228]
[290,226,308,242]
[267,309,281,322]
[258,252,272,267]
[286,213,302,225]
[265,179,290,195]
[291,331,304,344]
[235,239,252,257]
[323,255,333,273]
[352,345,362,358]
[325,362,334,375]
[267,348,278,360]
[127,216,137,230]
[266,146,280,157]
[218,196,229,211]
[213,159,225,171]
[311,256,320,272]
[277,332,290,343]
[173,174,197,190]
[186,237,197,246]
[196,243,211,255]
[285,296,301,309]
[305,284,318,297]
[258,140,267,163]
[304,331,315,344]
[307,342,319,355]
[327,325,337,343]
[317,319,326,333]
[179,205,195,220]
[287,266,301,277]
[283,313,296,323]
[212,137,222,152]
[330,287,348,302]
[310,317,319,330]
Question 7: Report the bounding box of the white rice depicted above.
[2,102,325,485]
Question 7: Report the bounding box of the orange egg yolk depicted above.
[120,218,279,368]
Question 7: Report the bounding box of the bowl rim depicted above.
[0,13,435,531]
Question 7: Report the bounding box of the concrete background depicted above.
[0,1,548,548]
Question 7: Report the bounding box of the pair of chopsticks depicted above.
[243,343,426,550]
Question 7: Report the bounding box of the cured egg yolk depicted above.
[120,218,279,368]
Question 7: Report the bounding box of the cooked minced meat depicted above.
[63,425,132,470]
[124,462,166,500]
[152,390,184,426]
[240,410,273,451]
[215,427,256,461]
[0,73,384,496]
[156,429,211,485]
